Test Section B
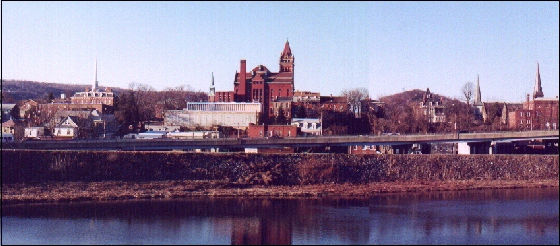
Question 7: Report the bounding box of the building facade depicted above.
[247,124,298,138]
[509,63,559,130]
[209,40,295,120]
[291,118,322,136]
[416,88,446,123]
[164,102,261,129]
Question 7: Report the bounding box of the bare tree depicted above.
[128,82,156,121]
[341,87,369,117]
[461,82,474,106]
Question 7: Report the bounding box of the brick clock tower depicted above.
[279,39,294,73]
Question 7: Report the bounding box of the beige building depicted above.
[416,88,446,123]
[164,102,261,129]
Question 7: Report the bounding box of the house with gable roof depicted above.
[53,116,80,139]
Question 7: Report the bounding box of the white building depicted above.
[291,118,322,136]
[167,131,222,139]
[164,102,261,129]
[137,131,167,139]
[1,132,14,143]
[24,127,45,139]
[53,116,79,139]
[144,123,181,132]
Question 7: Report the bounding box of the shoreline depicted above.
[2,179,558,205]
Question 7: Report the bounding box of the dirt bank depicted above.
[2,179,558,204]
[3,150,558,204]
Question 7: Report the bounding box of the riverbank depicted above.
[2,179,558,204]
[3,150,558,204]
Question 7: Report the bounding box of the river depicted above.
[2,187,558,245]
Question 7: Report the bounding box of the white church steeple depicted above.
[93,58,98,92]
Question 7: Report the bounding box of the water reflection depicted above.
[2,187,558,245]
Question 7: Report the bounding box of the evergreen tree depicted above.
[296,104,307,118]
[114,91,139,125]
[275,106,287,125]
[47,91,54,103]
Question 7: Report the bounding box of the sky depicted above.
[2,1,559,102]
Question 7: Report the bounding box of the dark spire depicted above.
[533,62,544,99]
[474,74,482,105]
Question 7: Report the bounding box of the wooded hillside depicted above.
[1,79,128,102]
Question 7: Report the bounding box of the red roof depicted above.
[2,119,15,127]
[282,40,292,56]
[251,65,270,72]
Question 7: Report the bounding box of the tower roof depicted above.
[282,40,292,56]
[474,74,483,105]
[533,62,544,99]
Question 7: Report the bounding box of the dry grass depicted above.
[3,179,558,204]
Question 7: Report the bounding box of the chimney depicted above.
[526,94,530,103]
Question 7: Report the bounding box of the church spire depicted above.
[533,62,544,99]
[474,74,482,105]
[92,58,98,92]
[209,72,215,97]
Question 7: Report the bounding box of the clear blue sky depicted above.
[2,2,558,102]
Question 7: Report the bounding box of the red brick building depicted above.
[508,63,559,130]
[210,40,295,120]
[247,124,298,138]
[319,95,348,112]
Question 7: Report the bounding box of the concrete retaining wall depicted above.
[2,150,558,185]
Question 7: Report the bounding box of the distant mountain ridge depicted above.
[1,79,128,101]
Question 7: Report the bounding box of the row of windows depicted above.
[297,122,320,129]
[275,103,290,109]
[353,145,376,150]
[269,108,290,116]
